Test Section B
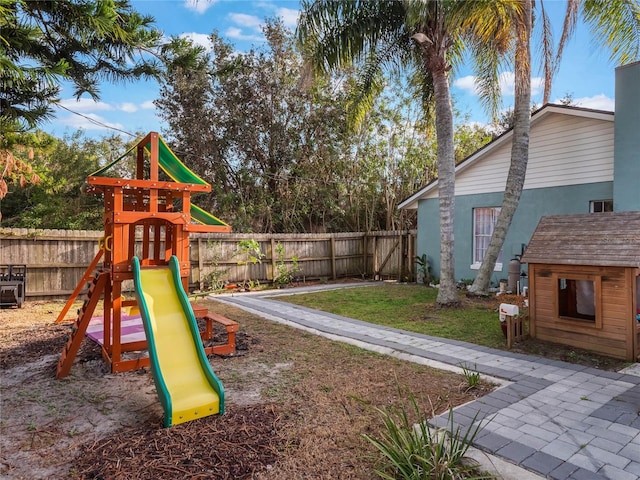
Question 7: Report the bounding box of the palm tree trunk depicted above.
[469,0,532,295]
[432,67,460,307]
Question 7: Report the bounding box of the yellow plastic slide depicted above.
[131,256,224,427]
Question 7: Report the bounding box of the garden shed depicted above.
[521,212,640,361]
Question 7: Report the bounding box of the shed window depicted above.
[472,207,503,268]
[556,276,602,328]
[590,200,613,213]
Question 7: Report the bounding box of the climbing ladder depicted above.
[56,250,104,324]
[56,271,109,379]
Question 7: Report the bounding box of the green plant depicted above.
[236,239,265,287]
[205,241,230,291]
[460,363,481,389]
[273,242,303,287]
[415,254,432,286]
[457,278,474,289]
[363,395,491,480]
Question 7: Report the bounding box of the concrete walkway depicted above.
[212,283,640,480]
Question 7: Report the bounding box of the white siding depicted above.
[422,113,614,199]
[524,115,613,189]
[453,139,512,196]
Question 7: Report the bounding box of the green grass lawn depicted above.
[276,284,509,350]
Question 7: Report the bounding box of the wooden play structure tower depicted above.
[56,132,236,378]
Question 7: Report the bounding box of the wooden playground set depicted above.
[55,132,238,382]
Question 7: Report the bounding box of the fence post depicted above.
[362,234,368,278]
[406,231,414,282]
[372,235,379,280]
[270,237,276,281]
[330,236,336,280]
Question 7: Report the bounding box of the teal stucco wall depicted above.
[416,181,613,285]
[613,61,640,211]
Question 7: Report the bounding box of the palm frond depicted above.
[582,0,640,65]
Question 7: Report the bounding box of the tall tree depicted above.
[157,17,488,236]
[469,0,532,295]
[469,0,640,295]
[0,130,113,229]
[297,0,516,306]
[0,0,161,132]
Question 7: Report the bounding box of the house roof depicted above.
[521,212,640,267]
[398,104,615,210]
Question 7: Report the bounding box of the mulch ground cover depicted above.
[1,296,491,479]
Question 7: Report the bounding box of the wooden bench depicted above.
[200,311,239,356]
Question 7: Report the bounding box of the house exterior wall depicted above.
[421,113,614,201]
[417,182,612,283]
[614,61,640,211]
[528,263,636,361]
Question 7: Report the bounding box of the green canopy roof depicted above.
[90,133,229,229]
[91,135,207,186]
[190,204,228,227]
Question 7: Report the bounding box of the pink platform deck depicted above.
[86,314,146,346]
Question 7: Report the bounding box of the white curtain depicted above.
[474,207,502,264]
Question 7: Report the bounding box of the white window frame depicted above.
[589,199,613,213]
[471,207,503,271]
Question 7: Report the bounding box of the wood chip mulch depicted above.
[72,403,285,480]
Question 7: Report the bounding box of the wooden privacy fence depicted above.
[0,228,417,301]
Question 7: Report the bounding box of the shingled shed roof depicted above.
[521,212,640,267]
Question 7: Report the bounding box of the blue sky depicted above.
[44,0,621,140]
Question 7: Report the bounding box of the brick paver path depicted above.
[214,284,640,480]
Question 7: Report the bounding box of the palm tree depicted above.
[540,0,640,104]
[469,0,639,295]
[297,0,517,306]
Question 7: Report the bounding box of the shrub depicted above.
[415,254,432,285]
[363,394,492,480]
[273,242,302,287]
[236,239,265,287]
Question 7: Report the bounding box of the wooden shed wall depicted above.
[529,263,637,360]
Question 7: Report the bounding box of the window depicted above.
[590,200,613,213]
[555,275,602,328]
[472,207,503,269]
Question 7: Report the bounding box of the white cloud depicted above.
[119,102,138,113]
[59,97,113,112]
[228,13,262,29]
[184,0,218,14]
[140,100,156,110]
[564,94,615,112]
[179,32,214,50]
[224,6,298,43]
[531,77,544,96]
[225,27,263,42]
[498,72,516,95]
[275,7,299,28]
[454,72,544,97]
[498,72,544,96]
[58,113,125,132]
[453,75,479,95]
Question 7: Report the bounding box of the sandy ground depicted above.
[0,296,493,479]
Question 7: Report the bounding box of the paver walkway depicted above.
[213,283,640,480]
